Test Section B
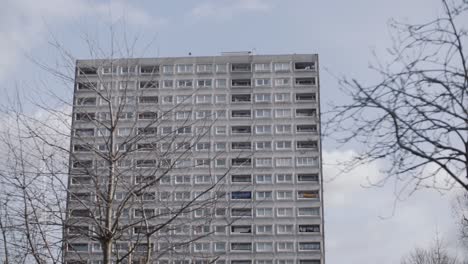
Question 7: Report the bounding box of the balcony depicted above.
[296,93,316,101]
[231,225,252,234]
[231,110,251,118]
[231,191,252,200]
[231,158,252,167]
[232,126,251,134]
[231,174,252,182]
[140,65,160,75]
[297,141,318,149]
[295,77,316,86]
[231,94,251,103]
[296,109,316,117]
[232,79,252,88]
[294,62,316,71]
[231,63,251,72]
[231,142,251,150]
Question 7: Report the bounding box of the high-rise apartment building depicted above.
[66,53,323,264]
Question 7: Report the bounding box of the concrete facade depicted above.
[66,54,324,264]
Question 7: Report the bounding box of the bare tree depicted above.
[0,27,250,264]
[401,235,462,264]
[326,0,468,193]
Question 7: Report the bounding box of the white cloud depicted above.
[323,150,464,264]
[0,0,164,82]
[191,0,272,20]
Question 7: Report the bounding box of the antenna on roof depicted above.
[188,52,192,56]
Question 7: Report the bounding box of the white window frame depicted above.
[255,78,271,87]
[256,208,273,217]
[255,109,272,118]
[255,93,271,102]
[256,174,272,184]
[177,64,193,73]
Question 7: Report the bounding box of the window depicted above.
[275,93,290,102]
[196,142,210,151]
[214,242,226,252]
[255,109,271,118]
[215,142,226,151]
[176,95,191,104]
[139,96,158,104]
[194,243,210,252]
[256,225,273,234]
[295,62,316,71]
[255,125,272,134]
[139,81,159,89]
[73,144,91,152]
[256,174,272,184]
[75,112,95,121]
[276,157,293,168]
[298,242,320,251]
[176,111,191,120]
[277,242,294,252]
[298,260,320,264]
[197,64,213,73]
[174,175,191,184]
[232,79,251,87]
[195,159,210,168]
[231,174,251,183]
[195,110,211,120]
[255,78,271,87]
[216,64,227,72]
[255,93,271,102]
[277,208,293,217]
[231,242,252,251]
[231,63,251,72]
[232,94,251,102]
[274,62,289,71]
[215,226,226,234]
[276,141,292,150]
[297,173,319,182]
[277,224,293,234]
[255,141,272,150]
[296,157,318,166]
[231,208,252,217]
[119,81,136,90]
[299,225,320,233]
[232,110,251,118]
[256,208,273,217]
[276,125,292,134]
[256,242,273,252]
[196,95,212,104]
[254,63,270,72]
[177,79,193,88]
[297,207,320,216]
[215,110,227,119]
[215,126,226,135]
[134,208,155,218]
[277,191,293,200]
[274,78,290,86]
[162,95,173,104]
[231,225,252,234]
[68,243,89,252]
[121,66,136,75]
[197,79,212,88]
[163,80,173,88]
[177,64,193,73]
[295,77,316,86]
[257,191,273,200]
[161,126,172,135]
[215,95,227,103]
[277,260,294,264]
[277,173,293,183]
[216,79,227,88]
[177,127,192,134]
[256,158,272,168]
[117,112,134,120]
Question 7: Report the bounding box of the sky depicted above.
[0,0,465,263]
